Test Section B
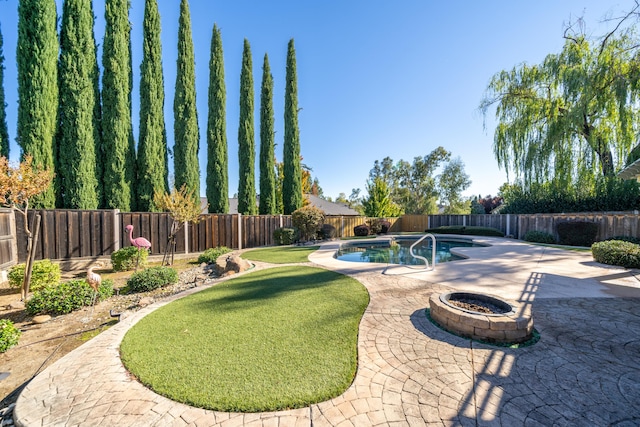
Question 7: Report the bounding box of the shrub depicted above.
[366,219,382,235]
[197,246,232,264]
[26,279,114,316]
[353,224,370,237]
[607,235,640,245]
[111,246,148,272]
[366,219,391,234]
[127,267,178,293]
[319,223,337,240]
[8,259,61,291]
[0,319,21,353]
[292,206,325,241]
[556,221,599,247]
[523,230,556,244]
[592,240,640,269]
[273,227,296,245]
[425,226,504,237]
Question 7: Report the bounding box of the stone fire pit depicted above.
[429,291,533,344]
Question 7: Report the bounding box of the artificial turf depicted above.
[120,265,369,412]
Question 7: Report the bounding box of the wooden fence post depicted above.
[238,213,242,250]
[184,221,189,254]
[113,209,121,251]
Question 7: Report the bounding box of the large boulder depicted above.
[215,255,251,276]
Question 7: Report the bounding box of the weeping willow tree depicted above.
[480,11,640,191]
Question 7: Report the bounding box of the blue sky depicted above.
[0,0,630,201]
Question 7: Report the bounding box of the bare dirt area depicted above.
[0,258,210,411]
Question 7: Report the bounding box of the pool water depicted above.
[335,237,483,265]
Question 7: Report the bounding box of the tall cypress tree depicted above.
[137,0,167,212]
[17,0,58,208]
[173,0,200,203]
[237,39,256,215]
[57,0,100,209]
[206,24,228,213]
[0,24,9,159]
[259,53,276,215]
[283,38,302,214]
[102,0,136,211]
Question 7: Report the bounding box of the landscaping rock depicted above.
[214,254,251,276]
[32,315,51,324]
[138,297,154,308]
[7,301,24,311]
[217,255,251,276]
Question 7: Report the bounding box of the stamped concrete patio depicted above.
[13,237,640,426]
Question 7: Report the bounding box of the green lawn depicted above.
[120,266,369,412]
[241,245,319,263]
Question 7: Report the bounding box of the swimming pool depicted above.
[335,236,487,265]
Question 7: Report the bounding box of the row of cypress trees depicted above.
[6,0,303,214]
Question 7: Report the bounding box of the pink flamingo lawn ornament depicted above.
[86,266,102,317]
[125,224,151,270]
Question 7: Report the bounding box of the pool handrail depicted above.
[410,233,436,271]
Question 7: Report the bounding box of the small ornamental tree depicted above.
[291,205,324,242]
[153,185,203,265]
[0,156,54,299]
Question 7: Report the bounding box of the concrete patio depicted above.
[13,237,640,426]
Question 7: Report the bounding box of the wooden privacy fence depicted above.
[0,208,17,270]
[516,212,640,241]
[400,214,518,237]
[7,208,640,265]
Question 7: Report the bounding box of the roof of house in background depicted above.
[199,195,360,216]
[305,194,360,216]
[618,157,640,180]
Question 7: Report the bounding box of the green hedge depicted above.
[500,178,640,214]
[592,240,640,269]
[273,228,296,245]
[523,230,556,244]
[197,247,232,264]
[425,226,504,237]
[556,221,599,247]
[26,279,114,315]
[111,246,149,272]
[0,319,21,353]
[127,267,178,293]
[8,259,61,291]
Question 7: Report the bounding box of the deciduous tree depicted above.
[480,8,640,189]
[153,185,203,265]
[0,156,54,299]
[438,157,471,214]
[369,147,451,214]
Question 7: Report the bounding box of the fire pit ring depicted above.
[429,291,533,344]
